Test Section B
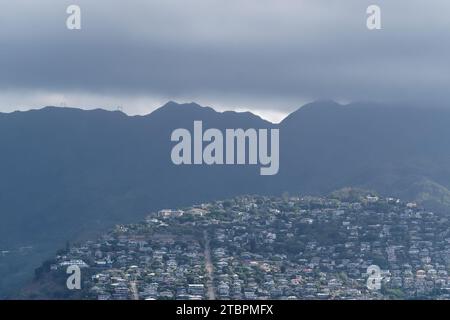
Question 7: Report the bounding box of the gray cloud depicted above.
[1,0,449,121]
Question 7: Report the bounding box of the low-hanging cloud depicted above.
[1,0,449,120]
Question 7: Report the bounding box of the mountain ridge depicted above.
[1,100,450,297]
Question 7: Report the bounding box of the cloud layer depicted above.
[1,0,449,120]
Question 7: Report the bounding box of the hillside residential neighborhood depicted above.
[35,193,450,300]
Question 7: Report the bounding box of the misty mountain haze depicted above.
[1,100,450,297]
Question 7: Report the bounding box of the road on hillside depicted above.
[203,230,216,300]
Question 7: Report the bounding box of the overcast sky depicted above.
[0,0,449,122]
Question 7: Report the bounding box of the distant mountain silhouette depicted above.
[1,100,450,297]
[278,101,450,200]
